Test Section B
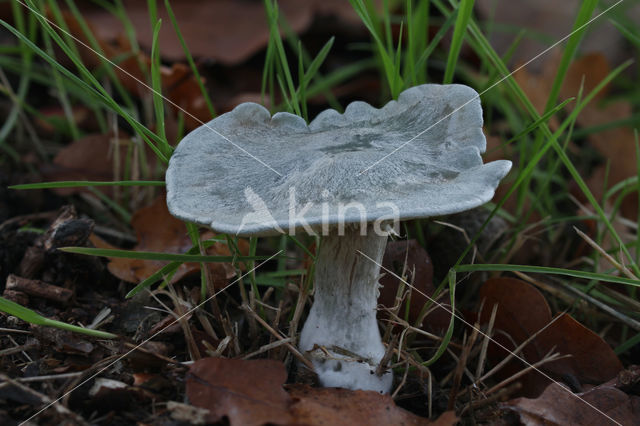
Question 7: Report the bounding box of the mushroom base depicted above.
[299,224,392,393]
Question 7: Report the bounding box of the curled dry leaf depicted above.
[478,277,622,397]
[502,378,640,425]
[91,195,245,287]
[186,357,451,426]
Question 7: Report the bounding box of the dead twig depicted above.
[243,304,315,371]
[517,271,640,331]
[15,371,84,383]
[0,374,89,425]
[242,337,294,360]
[475,303,498,380]
[475,311,566,385]
[0,342,38,357]
[460,382,522,416]
[485,350,571,395]
[5,274,73,304]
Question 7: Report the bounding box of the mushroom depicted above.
[166,84,511,393]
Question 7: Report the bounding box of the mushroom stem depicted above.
[299,223,393,393]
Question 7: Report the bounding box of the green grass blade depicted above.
[0,297,117,339]
[305,58,376,101]
[300,37,335,91]
[442,0,639,276]
[261,31,276,110]
[501,98,574,146]
[264,0,301,115]
[59,247,273,263]
[414,10,457,79]
[392,21,404,95]
[41,30,81,141]
[422,269,456,366]
[349,0,402,98]
[164,0,215,119]
[298,41,307,121]
[0,2,37,159]
[125,238,227,298]
[543,0,597,112]
[9,2,170,163]
[571,113,640,139]
[405,0,416,85]
[10,181,165,190]
[615,332,640,355]
[63,0,137,112]
[455,264,640,287]
[610,18,640,46]
[149,17,169,154]
[126,261,181,298]
[432,58,631,295]
[443,0,474,84]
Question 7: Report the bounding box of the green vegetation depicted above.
[1,0,639,380]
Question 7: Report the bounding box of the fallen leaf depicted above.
[562,54,638,219]
[186,357,446,425]
[478,277,622,397]
[476,0,638,70]
[92,194,244,286]
[80,0,367,64]
[503,378,640,425]
[513,51,638,218]
[287,384,454,426]
[186,358,293,426]
[535,313,624,387]
[55,10,213,130]
[43,133,127,196]
[512,52,560,120]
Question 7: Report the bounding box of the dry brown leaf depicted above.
[503,378,640,425]
[287,384,454,426]
[478,277,622,397]
[535,313,623,386]
[476,0,637,70]
[186,357,446,425]
[43,133,126,196]
[512,60,558,120]
[186,358,293,426]
[513,51,638,218]
[91,195,243,286]
[562,54,638,218]
[80,0,366,64]
[55,10,213,129]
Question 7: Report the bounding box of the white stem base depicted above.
[299,224,392,393]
